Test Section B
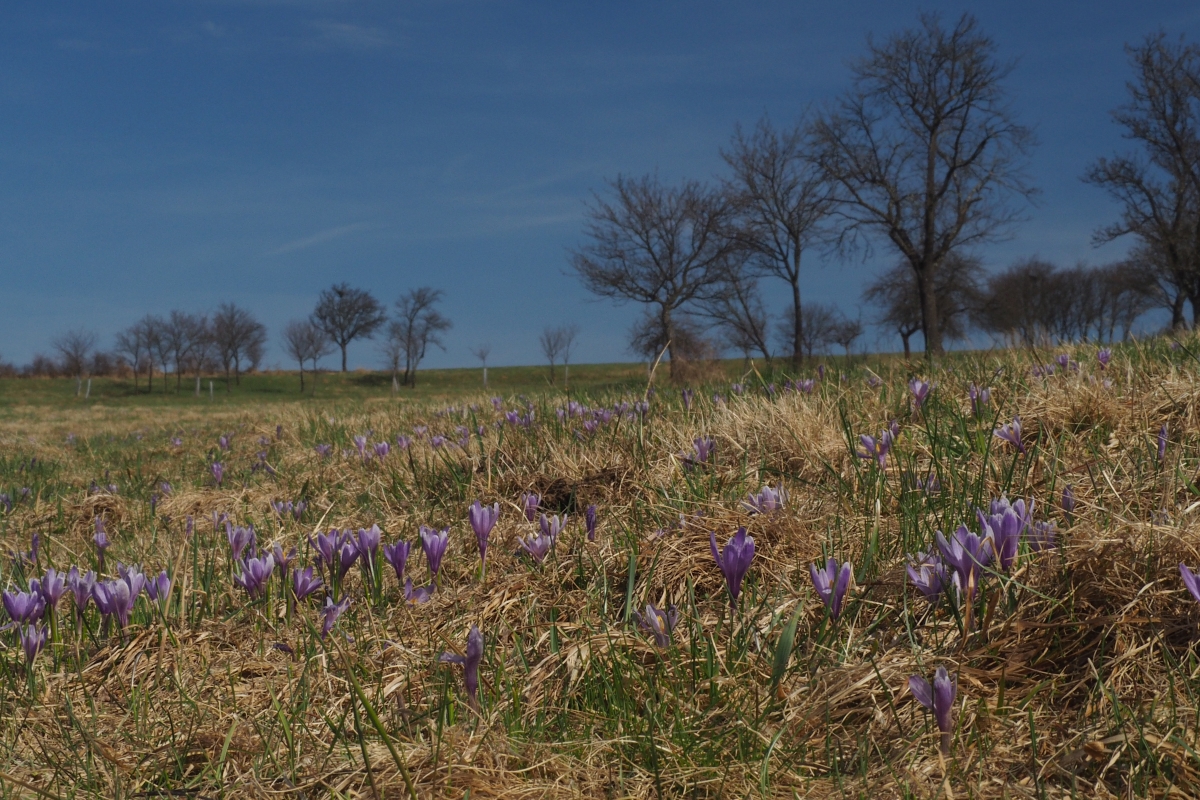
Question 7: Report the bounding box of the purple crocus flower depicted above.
[354,525,382,562]
[1061,484,1076,520]
[633,604,678,647]
[817,364,826,380]
[226,523,256,562]
[337,540,359,581]
[3,589,45,624]
[20,623,46,665]
[94,517,110,570]
[439,624,483,709]
[797,378,816,393]
[1182,564,1200,605]
[118,562,148,600]
[272,545,298,575]
[145,570,171,602]
[469,501,500,566]
[395,435,412,450]
[977,496,1031,572]
[218,435,231,451]
[321,595,351,638]
[315,444,333,458]
[585,504,597,541]
[1097,348,1112,369]
[693,437,715,463]
[741,486,788,515]
[430,435,446,449]
[403,577,433,604]
[413,425,428,438]
[538,513,567,545]
[373,442,390,460]
[521,492,540,522]
[211,462,224,486]
[909,666,956,754]
[518,532,553,563]
[810,558,852,620]
[38,569,67,615]
[935,525,994,597]
[310,529,345,571]
[67,568,96,614]
[233,554,275,599]
[353,435,368,460]
[681,389,694,411]
[993,416,1024,454]
[857,430,894,468]
[419,525,450,582]
[968,384,990,416]
[292,567,323,601]
[93,579,135,628]
[1158,424,1169,463]
[909,378,931,410]
[906,551,950,602]
[383,540,411,582]
[710,527,756,606]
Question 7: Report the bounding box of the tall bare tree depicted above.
[539,326,567,384]
[722,117,833,368]
[1084,33,1200,329]
[311,283,387,372]
[114,321,149,393]
[212,302,268,389]
[696,260,773,363]
[161,311,206,389]
[813,13,1035,357]
[572,175,739,379]
[52,329,97,389]
[392,287,452,388]
[862,254,984,357]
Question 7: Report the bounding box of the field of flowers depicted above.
[2,342,1200,798]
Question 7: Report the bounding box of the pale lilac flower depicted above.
[1061,484,1075,521]
[469,501,500,566]
[67,568,96,614]
[383,540,411,582]
[1029,521,1057,551]
[315,444,333,458]
[935,525,994,597]
[539,513,567,544]
[20,623,46,665]
[321,595,351,637]
[92,579,135,628]
[906,551,949,602]
[94,517,110,570]
[681,389,694,411]
[710,527,755,606]
[395,435,412,450]
[39,569,67,609]
[3,589,45,624]
[233,554,275,599]
[1158,424,1169,463]
[518,532,553,563]
[993,417,1024,454]
[633,604,678,647]
[809,558,852,620]
[521,492,540,522]
[373,442,390,459]
[292,567,322,600]
[272,545,298,575]
[1097,348,1112,369]
[226,523,256,562]
[403,577,433,604]
[909,666,956,754]
[977,496,1032,572]
[1182,564,1200,605]
[145,571,171,602]
[218,435,231,451]
[353,435,368,460]
[968,384,990,417]
[909,378,931,410]
[586,505,597,541]
[741,486,788,515]
[857,430,894,468]
[211,462,224,486]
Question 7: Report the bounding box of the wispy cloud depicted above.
[268,222,372,255]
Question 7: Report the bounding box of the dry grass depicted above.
[2,342,1200,798]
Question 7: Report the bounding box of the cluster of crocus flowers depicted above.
[270,500,308,520]
[976,496,1033,571]
[633,604,678,647]
[993,416,1024,454]
[810,558,852,620]
[741,485,788,515]
[710,527,755,606]
[909,666,956,754]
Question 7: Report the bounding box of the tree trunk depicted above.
[340,343,348,372]
[299,363,305,392]
[916,265,944,357]
[234,356,241,386]
[661,306,677,380]
[791,279,803,370]
[901,332,912,359]
[1172,293,1187,330]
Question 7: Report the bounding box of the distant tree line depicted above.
[572,15,1200,364]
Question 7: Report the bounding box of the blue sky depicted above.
[3,1,1199,370]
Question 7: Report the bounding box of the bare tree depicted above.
[114,322,148,393]
[52,330,97,393]
[696,259,773,362]
[470,344,491,388]
[722,117,833,368]
[560,326,580,387]
[572,175,739,379]
[212,302,268,390]
[283,320,332,392]
[1084,33,1200,329]
[778,302,841,360]
[183,316,215,394]
[393,287,452,388]
[829,317,864,360]
[161,311,207,390]
[311,283,388,372]
[812,13,1036,357]
[539,327,567,384]
[863,253,984,357]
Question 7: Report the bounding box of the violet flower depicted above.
[292,567,323,601]
[857,430,894,468]
[337,540,359,582]
[272,545,298,575]
[1182,564,1200,605]
[976,496,1031,572]
[521,492,540,522]
[585,504,597,541]
[315,444,333,458]
[681,388,694,411]
[1158,424,1169,463]
[419,525,450,582]
[67,567,96,615]
[741,486,788,515]
[310,529,345,571]
[233,554,275,599]
[1097,348,1112,369]
[1061,484,1076,521]
[935,525,994,597]
[384,540,411,583]
[218,435,231,451]
[93,579,136,628]
[227,523,256,562]
[353,435,368,460]
[518,532,553,563]
[395,435,412,450]
[211,462,224,486]
[39,568,67,610]
[968,384,990,417]
[538,513,566,545]
[403,577,433,604]
[909,666,956,754]
[909,378,931,410]
[810,558,852,620]
[439,624,483,709]
[993,416,1024,454]
[469,501,500,567]
[94,517,110,571]
[3,589,45,624]
[633,604,678,647]
[354,525,382,563]
[321,595,351,638]
[693,437,715,463]
[906,551,950,602]
[20,623,46,665]
[710,527,756,606]
[145,570,171,603]
[1029,521,1057,552]
[373,442,390,460]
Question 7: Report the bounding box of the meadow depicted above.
[1,343,1199,798]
